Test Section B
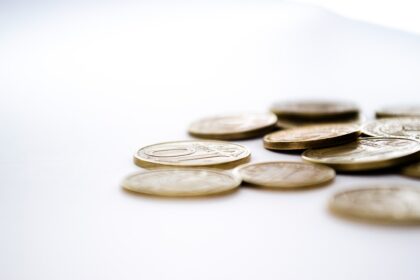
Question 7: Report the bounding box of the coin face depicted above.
[362,118,420,140]
[401,161,420,179]
[376,105,420,118]
[237,161,335,188]
[302,137,420,171]
[188,112,277,140]
[134,140,251,168]
[329,187,420,224]
[264,123,360,150]
[122,169,241,197]
[271,100,359,119]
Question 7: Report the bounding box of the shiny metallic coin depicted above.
[188,112,277,140]
[376,105,420,118]
[134,140,251,168]
[302,137,420,171]
[362,117,420,140]
[329,187,420,224]
[237,161,335,188]
[264,123,360,150]
[271,100,359,120]
[122,169,241,197]
[401,161,420,179]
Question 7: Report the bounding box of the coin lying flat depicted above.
[275,116,363,129]
[188,112,277,140]
[263,123,360,150]
[271,100,359,120]
[401,161,420,179]
[302,137,420,171]
[376,105,420,118]
[237,161,335,188]
[329,187,420,224]
[362,118,420,140]
[122,169,241,197]
[134,140,251,168]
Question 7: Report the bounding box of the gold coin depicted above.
[362,117,420,140]
[329,187,420,224]
[275,115,364,129]
[376,105,420,118]
[302,137,420,171]
[237,161,335,188]
[122,169,241,197]
[271,100,359,120]
[264,123,361,150]
[188,112,277,140]
[134,140,251,168]
[401,161,420,179]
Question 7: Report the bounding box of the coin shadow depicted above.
[264,149,304,156]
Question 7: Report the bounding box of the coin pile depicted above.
[122,101,420,225]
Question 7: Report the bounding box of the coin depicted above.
[275,115,364,129]
[122,169,241,197]
[237,161,335,188]
[362,117,420,140]
[376,105,420,118]
[188,112,277,140]
[134,140,251,168]
[329,187,420,224]
[271,100,359,120]
[401,161,420,179]
[263,123,361,150]
[302,137,420,171]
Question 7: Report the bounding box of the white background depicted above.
[1,1,420,279]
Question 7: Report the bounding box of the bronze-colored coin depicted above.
[376,105,420,118]
[134,140,251,168]
[237,161,335,188]
[362,117,420,140]
[329,187,420,224]
[264,123,361,150]
[275,115,364,129]
[122,169,241,197]
[271,100,359,120]
[401,161,420,179]
[302,137,420,171]
[188,112,277,140]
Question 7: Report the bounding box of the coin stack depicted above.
[122,101,420,225]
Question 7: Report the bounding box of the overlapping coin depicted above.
[376,105,420,118]
[401,161,420,179]
[263,123,360,150]
[362,117,420,140]
[237,161,335,188]
[188,112,277,140]
[329,187,420,224]
[302,137,420,171]
[122,169,241,197]
[134,140,251,168]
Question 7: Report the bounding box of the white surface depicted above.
[1,1,420,280]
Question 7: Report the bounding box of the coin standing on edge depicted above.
[376,105,420,118]
[263,123,361,150]
[134,140,251,168]
[188,112,277,140]
[122,169,241,197]
[362,117,420,140]
[329,187,420,224]
[237,161,335,188]
[401,161,420,179]
[302,137,420,171]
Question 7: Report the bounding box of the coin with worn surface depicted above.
[122,169,241,197]
[362,118,420,140]
[271,100,359,120]
[302,137,420,171]
[376,105,420,118]
[188,112,277,140]
[237,161,335,188]
[329,187,420,224]
[134,140,251,168]
[401,161,420,179]
[264,123,361,150]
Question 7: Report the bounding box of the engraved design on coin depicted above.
[330,187,420,223]
[362,118,420,140]
[122,169,241,196]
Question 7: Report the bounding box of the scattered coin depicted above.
[237,161,335,188]
[362,117,420,140]
[302,137,420,171]
[263,123,361,150]
[188,112,277,140]
[401,161,420,179]
[134,140,251,168]
[376,105,420,118]
[329,187,420,224]
[275,116,363,129]
[271,100,359,120]
[122,169,241,197]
